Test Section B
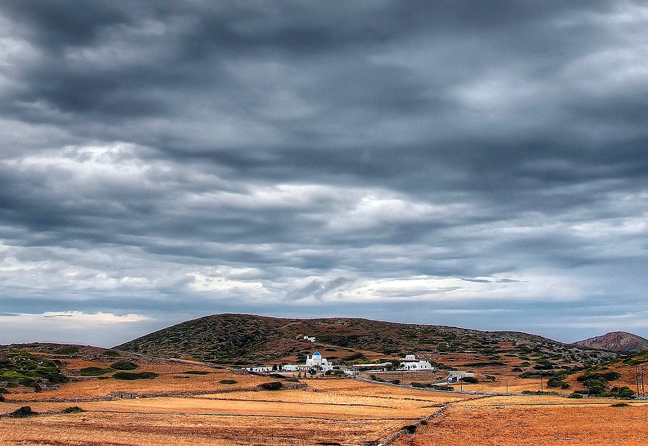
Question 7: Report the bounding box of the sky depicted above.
[1,1,647,347]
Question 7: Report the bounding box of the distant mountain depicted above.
[573,331,648,353]
[115,313,616,367]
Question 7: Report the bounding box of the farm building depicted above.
[397,354,434,371]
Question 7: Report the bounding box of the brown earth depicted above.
[391,399,648,446]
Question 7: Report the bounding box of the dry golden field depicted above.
[391,399,648,446]
[0,356,468,445]
[3,349,648,445]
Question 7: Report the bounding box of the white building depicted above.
[255,351,334,373]
[305,351,333,371]
[397,354,434,371]
[247,365,274,373]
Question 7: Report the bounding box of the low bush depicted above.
[183,370,209,375]
[460,376,478,384]
[609,386,636,399]
[110,361,138,371]
[0,394,4,402]
[547,377,566,388]
[259,381,283,390]
[602,372,622,381]
[9,406,36,417]
[62,406,85,413]
[611,402,630,407]
[113,372,158,380]
[219,379,238,385]
[569,392,584,398]
[79,367,113,376]
[402,425,417,434]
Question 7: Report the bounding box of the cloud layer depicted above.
[1,1,647,345]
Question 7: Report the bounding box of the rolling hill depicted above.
[115,313,617,370]
[573,331,648,353]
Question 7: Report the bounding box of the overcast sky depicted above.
[1,1,647,347]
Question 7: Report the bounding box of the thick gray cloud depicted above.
[1,1,647,346]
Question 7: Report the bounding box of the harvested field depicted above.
[391,398,648,446]
[3,348,648,445]
[0,376,471,445]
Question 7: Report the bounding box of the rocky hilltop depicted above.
[573,331,648,353]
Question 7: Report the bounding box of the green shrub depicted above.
[113,372,158,380]
[547,377,566,388]
[569,392,584,399]
[110,361,138,370]
[611,402,629,407]
[602,372,622,381]
[183,370,209,375]
[0,394,4,402]
[9,406,36,417]
[219,379,237,385]
[611,386,636,399]
[460,376,478,384]
[390,379,401,385]
[62,406,85,413]
[80,367,113,376]
[259,381,283,390]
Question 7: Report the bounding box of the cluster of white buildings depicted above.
[282,351,334,372]
[246,352,432,375]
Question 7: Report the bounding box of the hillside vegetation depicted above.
[0,347,68,389]
[115,314,616,370]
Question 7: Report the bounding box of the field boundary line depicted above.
[378,403,452,446]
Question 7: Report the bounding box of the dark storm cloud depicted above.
[1,1,647,345]
[2,0,130,50]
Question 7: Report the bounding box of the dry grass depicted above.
[3,349,648,445]
[1,375,470,445]
[392,399,648,446]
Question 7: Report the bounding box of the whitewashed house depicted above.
[397,354,434,371]
[266,351,334,373]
